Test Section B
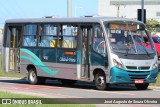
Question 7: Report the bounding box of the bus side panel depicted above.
[20,48,40,75]
[20,48,77,80]
[55,49,78,80]
[20,48,59,78]
[29,63,77,80]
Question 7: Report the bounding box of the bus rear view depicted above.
[103,21,158,90]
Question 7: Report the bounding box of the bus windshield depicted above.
[106,21,156,55]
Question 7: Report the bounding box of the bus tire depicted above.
[28,68,45,85]
[61,79,76,86]
[95,72,109,90]
[135,83,149,90]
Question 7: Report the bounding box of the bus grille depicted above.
[127,71,150,81]
[126,66,137,69]
[126,66,150,70]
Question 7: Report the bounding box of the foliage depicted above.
[146,19,160,34]
[146,19,159,28]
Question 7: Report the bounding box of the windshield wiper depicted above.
[139,41,150,57]
[124,44,132,56]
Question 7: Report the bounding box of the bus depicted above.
[1,17,159,90]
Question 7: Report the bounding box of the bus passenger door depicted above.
[80,26,93,79]
[6,25,22,72]
[55,24,78,80]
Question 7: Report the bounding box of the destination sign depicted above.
[110,24,137,31]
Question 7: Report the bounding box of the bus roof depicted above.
[5,17,143,24]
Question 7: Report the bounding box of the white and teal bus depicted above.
[1,17,159,90]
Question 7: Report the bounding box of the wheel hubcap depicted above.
[97,76,104,87]
[30,71,36,82]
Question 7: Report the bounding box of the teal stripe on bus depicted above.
[20,49,59,76]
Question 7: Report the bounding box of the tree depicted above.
[146,19,160,34]
[146,19,159,27]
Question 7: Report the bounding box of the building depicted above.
[98,0,160,21]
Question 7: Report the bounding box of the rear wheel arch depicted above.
[27,64,45,85]
[27,64,36,73]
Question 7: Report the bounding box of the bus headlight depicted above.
[113,59,124,69]
[152,61,158,70]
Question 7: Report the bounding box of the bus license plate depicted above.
[134,79,144,84]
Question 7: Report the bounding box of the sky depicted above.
[0,0,98,27]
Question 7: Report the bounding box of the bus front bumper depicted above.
[109,67,158,84]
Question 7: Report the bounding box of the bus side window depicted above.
[38,24,58,48]
[58,36,63,47]
[63,39,70,48]
[23,35,37,47]
[93,24,106,56]
[23,36,31,46]
[59,24,78,48]
[23,24,37,47]
[50,40,56,47]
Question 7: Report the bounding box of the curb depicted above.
[0,76,25,80]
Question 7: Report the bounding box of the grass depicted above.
[0,70,25,78]
[0,91,95,107]
[0,55,25,78]
[0,91,40,98]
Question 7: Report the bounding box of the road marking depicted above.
[20,90,82,98]
[88,89,136,96]
[1,85,64,90]
[64,87,136,96]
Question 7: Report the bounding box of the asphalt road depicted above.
[0,77,160,107]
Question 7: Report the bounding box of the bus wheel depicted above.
[61,79,76,86]
[135,83,149,90]
[95,72,108,90]
[28,68,45,85]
